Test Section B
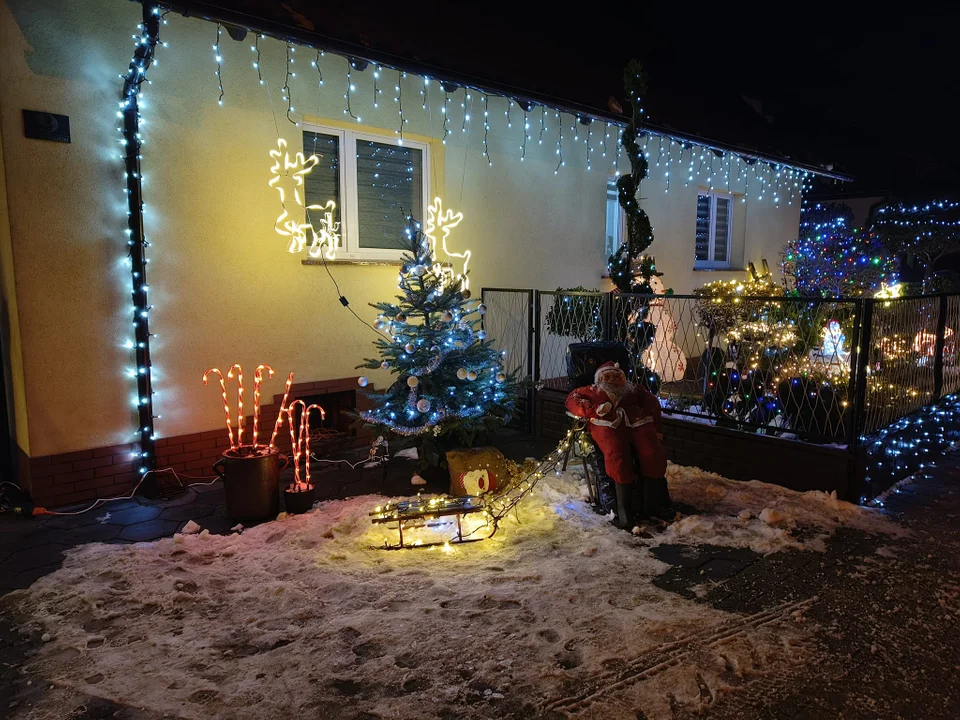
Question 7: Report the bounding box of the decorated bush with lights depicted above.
[357,217,520,467]
[781,202,896,298]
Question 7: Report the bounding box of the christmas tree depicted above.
[781,202,896,298]
[357,208,520,467]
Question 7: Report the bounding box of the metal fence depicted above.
[481,287,960,447]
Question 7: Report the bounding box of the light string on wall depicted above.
[119,2,163,479]
[251,34,264,85]
[343,58,360,122]
[395,70,405,144]
[482,94,492,166]
[212,22,223,105]
[460,90,470,133]
[282,43,296,124]
[555,114,564,174]
[373,64,381,108]
[311,49,323,87]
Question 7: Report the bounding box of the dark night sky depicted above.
[241,1,960,195]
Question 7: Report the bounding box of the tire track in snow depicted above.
[540,597,815,715]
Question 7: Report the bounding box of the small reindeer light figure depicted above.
[268,138,341,258]
[424,197,468,290]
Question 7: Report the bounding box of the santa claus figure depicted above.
[565,362,670,527]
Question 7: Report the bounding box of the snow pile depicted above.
[663,462,904,553]
[1,465,897,719]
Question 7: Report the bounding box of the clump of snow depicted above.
[0,462,900,719]
[180,519,201,535]
[663,462,904,553]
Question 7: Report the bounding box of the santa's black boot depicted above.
[643,476,673,521]
[614,483,632,528]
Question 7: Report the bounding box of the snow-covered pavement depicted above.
[1,462,952,719]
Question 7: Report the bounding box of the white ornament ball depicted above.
[430,345,440,353]
[380,361,390,370]
[407,375,419,388]
[416,399,431,413]
[477,304,487,315]
[477,330,486,341]
[467,370,478,381]
[456,368,468,380]
[442,310,454,322]
[358,376,369,387]
[496,372,506,382]
[404,343,416,353]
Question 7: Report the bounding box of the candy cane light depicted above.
[203,363,288,453]
[285,400,326,491]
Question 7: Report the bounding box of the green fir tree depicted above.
[357,218,520,467]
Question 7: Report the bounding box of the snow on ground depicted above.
[3,464,900,719]
[663,463,906,554]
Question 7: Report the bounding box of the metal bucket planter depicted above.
[284,484,316,514]
[213,447,288,522]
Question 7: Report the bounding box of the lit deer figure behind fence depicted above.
[425,197,468,291]
[268,138,341,258]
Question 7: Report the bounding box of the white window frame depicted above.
[694,190,734,269]
[605,175,626,260]
[301,122,430,262]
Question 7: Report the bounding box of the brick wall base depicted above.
[23,377,371,508]
[536,388,855,500]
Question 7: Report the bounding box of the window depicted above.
[605,176,625,259]
[302,125,428,261]
[695,191,733,268]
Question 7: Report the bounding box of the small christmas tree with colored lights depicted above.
[357,214,520,467]
[781,202,896,297]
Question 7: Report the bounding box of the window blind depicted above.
[355,140,423,250]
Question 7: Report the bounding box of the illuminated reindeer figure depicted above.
[424,197,468,291]
[268,138,341,258]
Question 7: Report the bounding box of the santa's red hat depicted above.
[594,361,622,383]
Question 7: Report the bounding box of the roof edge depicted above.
[141,0,852,181]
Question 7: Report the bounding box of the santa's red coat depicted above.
[565,383,667,484]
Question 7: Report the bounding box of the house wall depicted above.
[0,0,804,466]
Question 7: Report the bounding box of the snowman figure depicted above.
[461,468,492,496]
[641,275,687,383]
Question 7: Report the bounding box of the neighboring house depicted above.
[0,0,845,505]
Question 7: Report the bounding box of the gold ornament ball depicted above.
[462,289,472,299]
[404,343,416,353]
[407,376,419,388]
[467,370,478,381]
[456,368,468,380]
[496,372,506,382]
[442,310,454,322]
[396,312,406,322]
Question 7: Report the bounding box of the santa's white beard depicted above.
[597,381,628,404]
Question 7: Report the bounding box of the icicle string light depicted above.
[213,22,224,105]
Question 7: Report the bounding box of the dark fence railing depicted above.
[482,288,960,448]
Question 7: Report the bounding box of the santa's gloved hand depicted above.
[596,402,612,416]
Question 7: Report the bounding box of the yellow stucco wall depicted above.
[0,0,803,457]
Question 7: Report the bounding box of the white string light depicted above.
[212,23,223,106]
